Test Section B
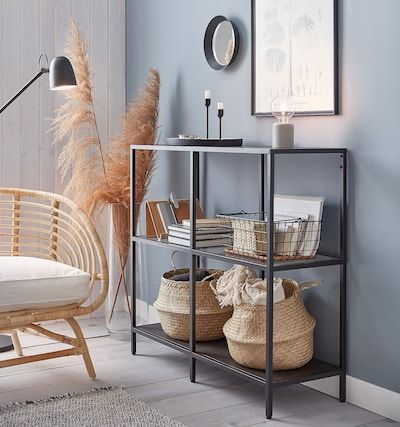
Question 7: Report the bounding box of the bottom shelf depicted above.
[132,323,341,387]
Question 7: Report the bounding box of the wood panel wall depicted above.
[0,0,126,193]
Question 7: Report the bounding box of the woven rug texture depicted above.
[0,386,184,427]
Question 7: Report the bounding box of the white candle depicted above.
[217,102,224,110]
[205,90,211,99]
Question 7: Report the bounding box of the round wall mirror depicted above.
[204,16,239,70]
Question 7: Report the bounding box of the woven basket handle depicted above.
[201,271,221,283]
[298,280,322,291]
[170,251,179,271]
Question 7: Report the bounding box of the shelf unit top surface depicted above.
[130,144,347,155]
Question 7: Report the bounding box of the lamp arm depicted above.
[0,68,49,114]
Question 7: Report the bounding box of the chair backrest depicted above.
[0,188,107,279]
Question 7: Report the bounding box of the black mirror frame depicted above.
[204,15,240,71]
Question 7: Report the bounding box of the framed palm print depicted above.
[251,0,338,116]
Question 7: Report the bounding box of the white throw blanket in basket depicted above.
[210,265,285,307]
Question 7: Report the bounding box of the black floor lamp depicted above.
[0,53,77,353]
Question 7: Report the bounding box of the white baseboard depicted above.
[304,375,400,422]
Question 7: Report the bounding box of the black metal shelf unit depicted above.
[130,145,347,420]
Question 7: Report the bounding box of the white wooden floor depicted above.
[0,320,397,427]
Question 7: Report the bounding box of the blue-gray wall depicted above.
[127,0,400,393]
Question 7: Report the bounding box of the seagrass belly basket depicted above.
[154,269,233,341]
[223,278,318,371]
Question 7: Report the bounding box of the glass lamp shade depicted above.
[271,96,295,124]
[49,56,77,91]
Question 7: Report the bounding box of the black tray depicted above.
[165,138,243,147]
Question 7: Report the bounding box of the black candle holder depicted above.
[218,108,224,140]
[205,98,211,139]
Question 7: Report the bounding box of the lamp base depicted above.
[0,334,13,353]
[272,123,294,149]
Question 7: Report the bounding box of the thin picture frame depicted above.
[251,0,338,116]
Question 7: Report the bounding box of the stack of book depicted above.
[168,219,230,248]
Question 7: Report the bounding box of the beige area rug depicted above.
[0,386,184,427]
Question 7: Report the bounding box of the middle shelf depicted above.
[132,235,343,271]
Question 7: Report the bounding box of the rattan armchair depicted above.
[0,188,108,378]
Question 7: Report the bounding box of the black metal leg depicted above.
[339,262,346,401]
[339,361,346,402]
[189,151,199,383]
[339,152,347,402]
[131,240,137,355]
[265,153,275,419]
[190,357,197,382]
[189,252,197,383]
[130,148,137,356]
[131,332,137,355]
[131,227,137,355]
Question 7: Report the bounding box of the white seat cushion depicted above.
[0,256,91,312]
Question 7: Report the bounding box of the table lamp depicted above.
[271,96,295,149]
[0,53,77,353]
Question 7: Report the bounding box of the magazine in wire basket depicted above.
[217,212,322,261]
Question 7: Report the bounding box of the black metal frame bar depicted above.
[339,151,348,401]
[265,153,274,418]
[130,145,347,420]
[189,151,199,382]
[131,148,137,355]
[0,69,48,114]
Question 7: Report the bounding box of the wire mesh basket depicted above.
[217,212,322,261]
